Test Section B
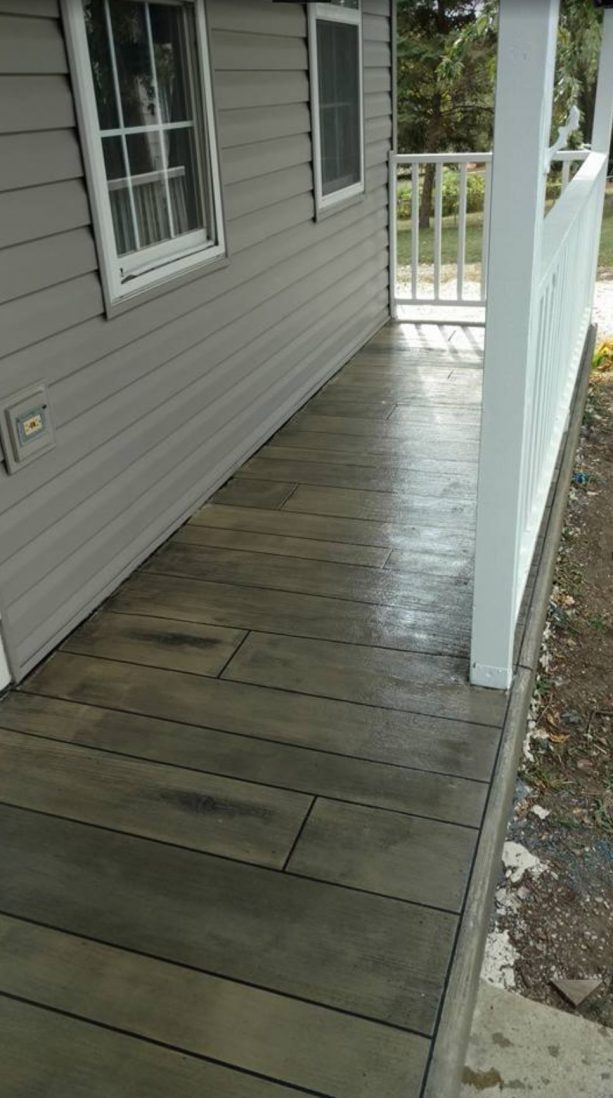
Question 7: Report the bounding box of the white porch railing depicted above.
[388,149,589,320]
[470,0,613,689]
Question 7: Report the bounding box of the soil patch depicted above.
[485,362,613,1027]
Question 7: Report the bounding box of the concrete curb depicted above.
[423,324,597,1098]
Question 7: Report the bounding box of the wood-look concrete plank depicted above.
[0,916,429,1098]
[302,396,398,419]
[289,799,477,911]
[0,693,487,826]
[144,543,473,616]
[237,456,476,498]
[286,412,479,441]
[62,610,246,676]
[325,384,482,406]
[22,653,501,781]
[173,522,390,567]
[283,485,476,529]
[212,479,296,509]
[0,727,310,869]
[0,996,308,1098]
[258,444,478,478]
[385,549,473,581]
[191,503,476,553]
[274,427,480,462]
[110,571,470,658]
[223,633,506,725]
[0,803,457,1033]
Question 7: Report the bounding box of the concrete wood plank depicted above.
[62,610,246,676]
[0,694,489,824]
[110,571,470,657]
[0,727,310,869]
[21,652,501,780]
[223,633,506,725]
[288,798,477,910]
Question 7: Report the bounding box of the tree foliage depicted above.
[397,0,603,156]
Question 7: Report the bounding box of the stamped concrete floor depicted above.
[0,322,508,1098]
[462,980,613,1097]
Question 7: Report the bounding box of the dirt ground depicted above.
[486,357,613,1027]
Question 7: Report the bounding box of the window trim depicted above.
[308,0,365,217]
[61,0,226,310]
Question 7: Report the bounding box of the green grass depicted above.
[397,192,613,272]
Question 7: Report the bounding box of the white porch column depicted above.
[592,9,613,154]
[470,0,559,689]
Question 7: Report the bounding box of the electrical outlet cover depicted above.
[0,383,55,474]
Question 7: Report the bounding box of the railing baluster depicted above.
[388,153,398,319]
[457,163,467,301]
[433,161,443,300]
[480,159,493,301]
[411,161,419,301]
[561,159,571,192]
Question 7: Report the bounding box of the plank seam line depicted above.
[282,795,317,871]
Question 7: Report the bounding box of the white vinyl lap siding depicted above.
[0,0,392,680]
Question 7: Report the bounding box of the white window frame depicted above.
[308,1,365,215]
[61,0,225,309]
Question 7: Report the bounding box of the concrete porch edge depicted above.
[423,323,597,1098]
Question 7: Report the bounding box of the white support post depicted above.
[592,9,613,155]
[470,0,560,689]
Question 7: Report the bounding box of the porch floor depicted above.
[0,321,509,1098]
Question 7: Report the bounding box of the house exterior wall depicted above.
[0,0,393,682]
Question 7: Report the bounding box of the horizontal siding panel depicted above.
[229,193,315,253]
[0,14,66,74]
[219,103,310,149]
[1,166,387,395]
[225,164,312,220]
[0,129,82,191]
[212,31,307,72]
[221,133,311,184]
[0,274,102,359]
[0,1,58,13]
[365,93,392,121]
[0,179,90,249]
[0,213,388,539]
[363,41,391,69]
[363,14,390,43]
[0,75,74,132]
[364,69,391,95]
[9,275,388,664]
[208,0,305,37]
[0,228,97,305]
[214,70,309,110]
[367,116,393,144]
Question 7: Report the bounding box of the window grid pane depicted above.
[87,0,209,269]
[317,19,361,196]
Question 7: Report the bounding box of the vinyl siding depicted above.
[0,0,393,680]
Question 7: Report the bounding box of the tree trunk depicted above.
[419,162,436,230]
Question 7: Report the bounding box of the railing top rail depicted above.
[391,152,492,165]
[541,150,607,278]
[390,149,589,166]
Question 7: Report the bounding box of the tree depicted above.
[397,0,604,227]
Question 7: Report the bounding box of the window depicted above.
[63,0,224,306]
[308,0,364,214]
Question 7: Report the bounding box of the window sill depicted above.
[102,251,230,321]
[314,189,366,223]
